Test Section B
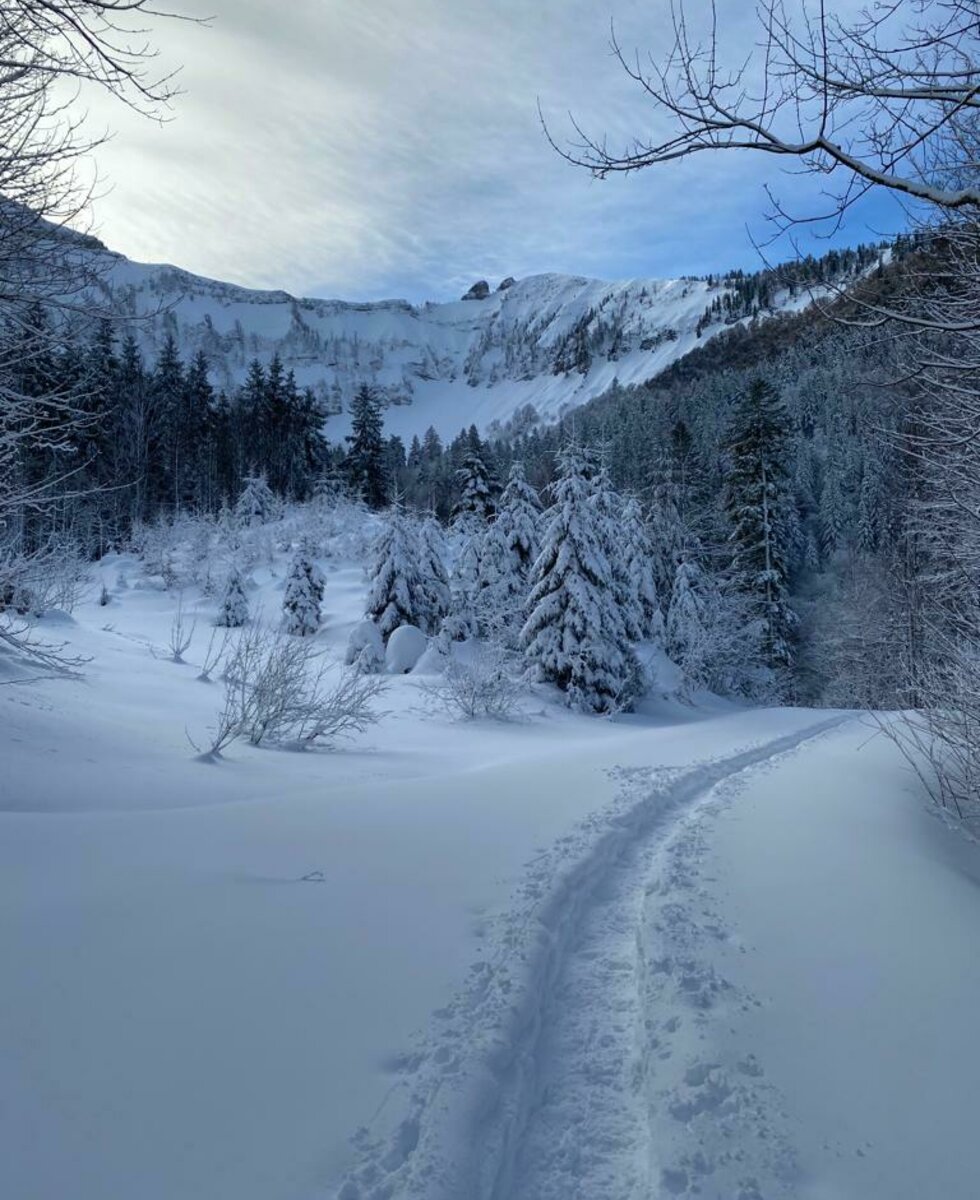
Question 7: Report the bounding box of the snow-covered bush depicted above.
[419,644,524,721]
[199,626,387,754]
[385,624,427,674]
[344,620,385,674]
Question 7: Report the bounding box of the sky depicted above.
[81,0,908,303]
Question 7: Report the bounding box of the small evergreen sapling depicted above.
[235,474,278,526]
[217,566,249,628]
[283,546,325,636]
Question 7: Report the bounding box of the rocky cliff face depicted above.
[81,246,811,439]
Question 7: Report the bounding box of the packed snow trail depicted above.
[335,716,847,1200]
[503,720,980,1200]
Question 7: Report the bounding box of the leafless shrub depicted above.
[167,594,196,663]
[418,646,525,721]
[195,625,387,758]
[196,626,231,683]
[877,634,980,833]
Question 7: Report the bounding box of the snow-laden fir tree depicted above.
[446,459,492,643]
[591,464,644,641]
[666,558,707,664]
[235,474,277,526]
[365,504,424,640]
[522,446,642,713]
[725,378,797,677]
[474,461,541,644]
[443,536,481,643]
[621,496,664,641]
[646,480,686,607]
[667,559,761,697]
[417,514,451,635]
[216,564,249,628]
[282,545,325,636]
[452,450,496,524]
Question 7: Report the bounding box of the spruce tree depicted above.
[452,450,495,524]
[475,461,541,643]
[217,565,249,628]
[365,505,424,639]
[345,385,387,509]
[666,559,707,664]
[522,446,642,713]
[621,496,664,641]
[725,377,796,675]
[235,473,277,525]
[418,515,451,635]
[282,546,325,636]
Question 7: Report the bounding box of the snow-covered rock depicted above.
[385,624,428,674]
[345,619,385,673]
[461,280,490,301]
[411,642,450,676]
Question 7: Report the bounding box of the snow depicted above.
[82,247,818,439]
[385,624,428,674]
[3,518,978,1200]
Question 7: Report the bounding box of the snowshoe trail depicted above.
[334,716,848,1200]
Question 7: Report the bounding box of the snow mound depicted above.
[345,620,385,674]
[385,625,428,674]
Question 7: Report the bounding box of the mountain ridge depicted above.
[78,239,884,440]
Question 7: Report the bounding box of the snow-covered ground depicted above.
[3,524,978,1200]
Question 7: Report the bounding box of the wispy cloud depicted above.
[82,0,906,300]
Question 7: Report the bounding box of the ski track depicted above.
[334,715,849,1200]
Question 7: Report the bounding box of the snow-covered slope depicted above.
[84,248,804,439]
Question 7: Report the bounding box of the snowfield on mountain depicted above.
[78,240,851,441]
[4,512,978,1200]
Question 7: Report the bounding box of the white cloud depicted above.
[79,0,904,300]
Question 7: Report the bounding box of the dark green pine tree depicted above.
[150,334,185,515]
[725,377,797,679]
[345,385,387,509]
[181,351,215,511]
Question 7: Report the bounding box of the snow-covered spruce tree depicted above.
[418,515,451,636]
[725,378,797,679]
[217,565,249,628]
[365,504,424,640]
[235,474,278,526]
[474,461,542,644]
[666,558,708,665]
[646,480,686,608]
[446,455,495,643]
[522,446,642,713]
[667,558,761,698]
[621,496,664,641]
[282,546,325,637]
[591,464,646,642]
[452,450,496,524]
